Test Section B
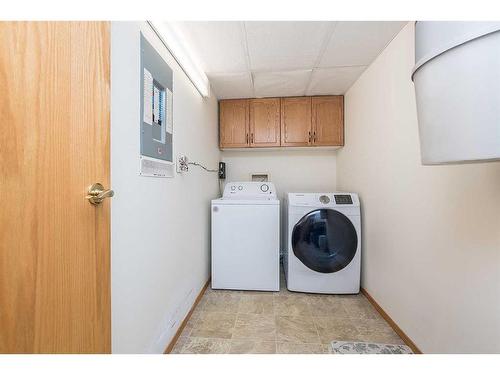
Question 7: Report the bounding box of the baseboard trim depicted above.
[361,287,422,354]
[164,278,211,354]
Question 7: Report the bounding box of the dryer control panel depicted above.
[288,192,360,207]
[333,194,353,205]
[223,182,277,199]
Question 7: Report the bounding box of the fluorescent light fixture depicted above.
[148,21,210,98]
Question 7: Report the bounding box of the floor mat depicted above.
[331,341,413,354]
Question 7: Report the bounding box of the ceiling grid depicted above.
[304,21,339,96]
[171,21,407,99]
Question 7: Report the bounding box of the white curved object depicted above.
[412,22,500,164]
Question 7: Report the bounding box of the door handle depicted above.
[87,183,114,205]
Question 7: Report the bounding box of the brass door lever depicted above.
[87,183,114,205]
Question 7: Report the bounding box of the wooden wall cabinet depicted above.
[312,96,344,146]
[219,99,250,148]
[219,95,343,149]
[250,98,281,147]
[280,97,312,147]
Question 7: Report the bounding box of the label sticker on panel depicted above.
[143,68,153,125]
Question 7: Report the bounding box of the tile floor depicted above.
[171,269,404,354]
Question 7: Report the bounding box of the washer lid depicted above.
[212,197,279,206]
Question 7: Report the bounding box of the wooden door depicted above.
[0,22,111,353]
[312,96,344,146]
[219,99,249,148]
[249,98,281,147]
[281,97,312,147]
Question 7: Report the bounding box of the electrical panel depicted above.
[140,33,174,177]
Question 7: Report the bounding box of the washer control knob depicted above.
[319,195,330,204]
[260,184,269,192]
[238,185,243,190]
[231,186,236,191]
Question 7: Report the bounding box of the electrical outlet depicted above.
[177,155,189,173]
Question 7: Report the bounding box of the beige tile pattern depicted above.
[170,269,405,354]
[233,313,276,340]
[180,337,231,354]
[307,294,349,317]
[314,317,361,344]
[277,342,330,354]
[201,292,241,313]
[275,315,320,343]
[238,294,274,315]
[190,311,236,339]
[229,339,276,354]
[341,295,381,320]
[274,295,312,317]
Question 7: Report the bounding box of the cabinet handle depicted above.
[251,133,254,144]
[246,133,249,144]
[313,131,316,143]
[308,131,311,143]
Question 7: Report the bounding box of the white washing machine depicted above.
[283,192,361,294]
[211,182,280,291]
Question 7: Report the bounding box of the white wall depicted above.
[337,22,500,353]
[221,150,337,199]
[111,22,220,353]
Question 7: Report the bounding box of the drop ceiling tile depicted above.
[245,21,333,71]
[208,72,254,99]
[253,70,312,98]
[172,21,248,73]
[319,21,407,67]
[306,66,367,95]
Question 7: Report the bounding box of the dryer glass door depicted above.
[292,209,357,273]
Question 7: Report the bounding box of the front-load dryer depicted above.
[283,192,361,294]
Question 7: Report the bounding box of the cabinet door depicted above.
[249,98,281,147]
[312,96,344,146]
[219,99,249,148]
[281,97,312,147]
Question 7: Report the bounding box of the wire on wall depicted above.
[187,161,221,195]
[178,155,223,196]
[187,161,218,173]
